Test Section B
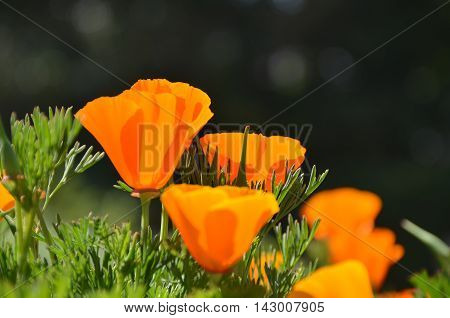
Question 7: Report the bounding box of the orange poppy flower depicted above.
[300,187,382,239]
[199,133,306,188]
[76,79,213,192]
[288,260,374,298]
[328,228,404,290]
[0,183,15,212]
[160,184,279,272]
[249,251,283,283]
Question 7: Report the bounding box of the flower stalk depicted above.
[18,207,36,275]
[15,201,24,262]
[159,204,169,242]
[140,193,152,245]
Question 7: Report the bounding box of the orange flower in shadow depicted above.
[301,187,382,239]
[378,288,415,298]
[76,79,213,192]
[328,228,404,290]
[0,183,15,212]
[300,187,404,290]
[199,133,306,188]
[161,184,279,272]
[289,261,374,298]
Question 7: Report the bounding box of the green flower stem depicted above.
[140,194,152,245]
[19,207,36,275]
[159,204,169,242]
[15,202,24,262]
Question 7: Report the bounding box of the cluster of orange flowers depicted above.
[0,79,408,297]
[249,188,409,298]
[75,79,305,272]
[294,188,410,297]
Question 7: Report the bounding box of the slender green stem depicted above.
[15,202,24,262]
[159,204,169,242]
[140,194,152,246]
[41,171,55,213]
[19,207,36,275]
[42,179,65,213]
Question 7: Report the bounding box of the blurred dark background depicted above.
[0,0,449,290]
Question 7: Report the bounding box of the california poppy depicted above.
[328,228,404,290]
[300,188,403,289]
[199,133,306,188]
[160,184,279,272]
[0,183,15,212]
[288,260,374,298]
[76,79,213,192]
[301,187,382,239]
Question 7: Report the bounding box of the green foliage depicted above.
[276,215,319,272]
[0,240,19,283]
[0,107,104,280]
[1,215,198,297]
[0,210,321,298]
[402,219,450,298]
[1,107,104,211]
[411,271,450,298]
[268,165,327,231]
[246,216,319,298]
[402,219,449,270]
[114,180,134,193]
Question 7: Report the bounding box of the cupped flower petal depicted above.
[76,79,213,192]
[161,184,280,272]
[301,187,382,239]
[199,133,306,188]
[328,228,404,290]
[0,183,15,212]
[288,261,374,298]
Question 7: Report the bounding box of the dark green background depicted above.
[1,0,449,290]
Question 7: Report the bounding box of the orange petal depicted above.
[300,188,382,239]
[76,79,213,192]
[199,133,306,189]
[328,228,404,290]
[289,261,374,298]
[0,183,15,212]
[161,184,279,272]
